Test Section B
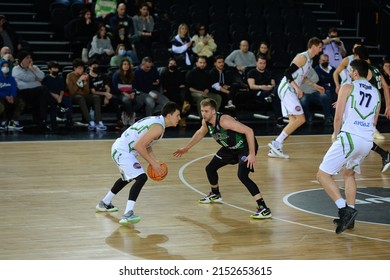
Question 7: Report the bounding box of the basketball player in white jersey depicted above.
[268,37,324,159]
[96,102,181,225]
[317,59,381,234]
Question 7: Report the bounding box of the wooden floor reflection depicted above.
[1,135,389,260]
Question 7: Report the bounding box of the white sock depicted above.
[125,200,136,213]
[348,204,355,209]
[275,130,289,144]
[102,191,116,205]
[90,121,95,126]
[335,198,346,209]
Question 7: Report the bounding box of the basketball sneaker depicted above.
[333,218,355,229]
[267,149,279,158]
[335,206,358,234]
[381,152,390,173]
[199,192,222,204]
[96,200,118,212]
[119,210,141,225]
[250,207,272,219]
[268,140,289,159]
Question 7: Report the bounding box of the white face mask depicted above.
[1,67,9,74]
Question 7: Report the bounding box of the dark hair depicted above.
[96,23,107,39]
[47,60,60,69]
[196,55,207,62]
[328,27,338,34]
[88,58,100,66]
[72,58,84,69]
[257,54,267,61]
[161,101,180,116]
[119,58,134,83]
[214,55,224,62]
[383,56,390,64]
[350,59,369,78]
[307,37,323,48]
[200,98,217,110]
[354,45,369,61]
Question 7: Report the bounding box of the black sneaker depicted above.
[333,218,355,229]
[381,152,390,173]
[335,206,358,234]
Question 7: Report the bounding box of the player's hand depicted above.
[245,154,256,170]
[151,161,165,176]
[296,88,303,99]
[173,148,188,157]
[332,101,337,108]
[385,106,390,119]
[316,85,325,94]
[331,133,336,143]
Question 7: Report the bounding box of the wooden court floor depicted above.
[1,135,389,260]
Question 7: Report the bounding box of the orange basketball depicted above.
[147,162,168,181]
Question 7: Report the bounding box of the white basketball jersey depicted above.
[339,54,354,85]
[341,78,380,141]
[278,51,312,96]
[114,115,165,155]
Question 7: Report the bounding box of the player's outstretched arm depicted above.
[173,120,208,157]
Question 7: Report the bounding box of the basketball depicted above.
[147,162,168,181]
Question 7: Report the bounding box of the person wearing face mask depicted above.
[110,43,133,67]
[314,54,337,118]
[111,24,139,65]
[160,58,191,127]
[42,61,73,131]
[0,60,24,130]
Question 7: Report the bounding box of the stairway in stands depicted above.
[301,0,386,64]
[0,0,73,66]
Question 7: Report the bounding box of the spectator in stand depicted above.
[0,60,24,131]
[314,53,337,116]
[66,58,106,131]
[110,24,139,64]
[109,3,135,35]
[1,46,16,70]
[0,15,22,54]
[160,58,191,127]
[94,0,117,23]
[322,27,346,69]
[186,56,222,116]
[88,59,113,108]
[299,67,333,126]
[191,24,217,67]
[88,24,115,65]
[133,56,169,116]
[171,23,194,71]
[209,55,237,111]
[256,41,272,67]
[42,61,73,130]
[110,43,133,67]
[225,40,257,87]
[12,50,50,132]
[111,58,137,127]
[73,8,98,63]
[247,55,283,127]
[132,3,154,59]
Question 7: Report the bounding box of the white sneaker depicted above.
[96,122,107,131]
[119,210,141,225]
[224,100,236,110]
[374,129,385,140]
[268,140,289,159]
[267,149,279,158]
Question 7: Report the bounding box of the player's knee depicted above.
[205,163,214,174]
[136,173,148,184]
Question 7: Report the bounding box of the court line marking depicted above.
[177,143,390,243]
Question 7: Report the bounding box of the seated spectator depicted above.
[171,23,195,71]
[0,60,24,130]
[209,55,237,110]
[1,46,16,70]
[133,56,169,116]
[88,24,115,65]
[186,56,222,116]
[42,61,73,130]
[314,53,337,116]
[132,3,155,59]
[256,41,272,67]
[160,58,191,126]
[109,2,134,35]
[110,25,139,64]
[110,43,133,67]
[88,59,113,108]
[225,40,257,86]
[0,15,22,54]
[66,58,106,131]
[94,0,117,23]
[247,55,283,126]
[111,58,137,127]
[299,67,332,126]
[191,24,217,66]
[12,50,50,131]
[72,8,98,63]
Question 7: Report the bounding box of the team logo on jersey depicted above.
[133,162,141,169]
[295,106,302,112]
